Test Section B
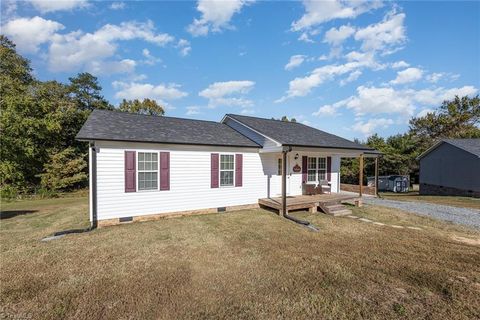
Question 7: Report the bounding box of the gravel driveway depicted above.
[362,197,480,229]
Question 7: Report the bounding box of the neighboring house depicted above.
[418,139,480,197]
[76,110,379,226]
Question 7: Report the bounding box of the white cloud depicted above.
[390,67,423,85]
[47,20,174,73]
[88,59,136,75]
[298,32,315,43]
[2,16,64,53]
[292,0,382,31]
[29,0,88,13]
[142,49,161,65]
[340,70,362,86]
[426,73,443,83]
[319,85,478,120]
[323,25,355,46]
[199,80,255,107]
[277,58,378,101]
[391,60,409,69]
[285,55,307,71]
[352,118,394,136]
[186,106,201,115]
[408,86,478,105]
[344,86,416,116]
[187,0,254,36]
[113,81,188,106]
[354,11,406,54]
[176,39,191,56]
[312,103,341,117]
[110,2,125,10]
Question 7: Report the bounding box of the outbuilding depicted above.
[417,139,480,197]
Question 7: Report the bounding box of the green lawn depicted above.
[1,196,479,319]
[380,192,480,210]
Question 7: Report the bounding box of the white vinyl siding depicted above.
[92,141,342,222]
[94,141,266,221]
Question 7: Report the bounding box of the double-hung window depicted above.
[307,157,317,182]
[307,157,327,183]
[317,157,327,181]
[138,152,158,191]
[220,154,234,186]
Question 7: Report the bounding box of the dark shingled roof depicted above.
[444,139,480,157]
[225,114,377,152]
[76,110,260,148]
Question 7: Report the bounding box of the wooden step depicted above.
[329,209,352,217]
[318,202,352,216]
[325,204,346,212]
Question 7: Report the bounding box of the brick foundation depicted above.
[419,183,480,198]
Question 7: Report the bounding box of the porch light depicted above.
[294,153,299,160]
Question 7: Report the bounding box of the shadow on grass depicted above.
[0,210,38,220]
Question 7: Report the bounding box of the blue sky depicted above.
[2,0,479,140]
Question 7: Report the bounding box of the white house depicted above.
[76,110,379,227]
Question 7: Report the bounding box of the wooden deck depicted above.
[258,194,359,216]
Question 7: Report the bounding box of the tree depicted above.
[271,116,297,122]
[409,95,480,151]
[39,147,88,192]
[118,99,165,116]
[68,73,112,111]
[0,35,33,98]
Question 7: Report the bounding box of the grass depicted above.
[1,196,480,319]
[380,192,480,210]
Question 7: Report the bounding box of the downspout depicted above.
[90,141,98,228]
[281,146,313,228]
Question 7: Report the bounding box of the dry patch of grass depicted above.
[380,192,480,210]
[1,196,480,319]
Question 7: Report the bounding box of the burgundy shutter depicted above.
[235,154,243,187]
[160,152,170,191]
[302,156,308,183]
[327,156,332,182]
[211,153,219,188]
[125,151,136,192]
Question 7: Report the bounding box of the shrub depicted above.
[0,185,18,201]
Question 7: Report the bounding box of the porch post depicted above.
[281,150,287,215]
[359,154,364,197]
[375,157,379,197]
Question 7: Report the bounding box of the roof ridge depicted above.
[95,108,224,125]
[226,113,305,124]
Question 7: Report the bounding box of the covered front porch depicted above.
[262,145,381,216]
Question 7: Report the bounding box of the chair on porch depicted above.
[318,180,331,194]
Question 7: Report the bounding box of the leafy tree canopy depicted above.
[118,98,165,116]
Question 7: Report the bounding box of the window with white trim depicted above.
[138,152,158,191]
[307,157,327,182]
[307,157,317,182]
[220,154,234,186]
[277,158,282,175]
[318,157,327,181]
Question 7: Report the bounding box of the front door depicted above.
[277,156,291,196]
